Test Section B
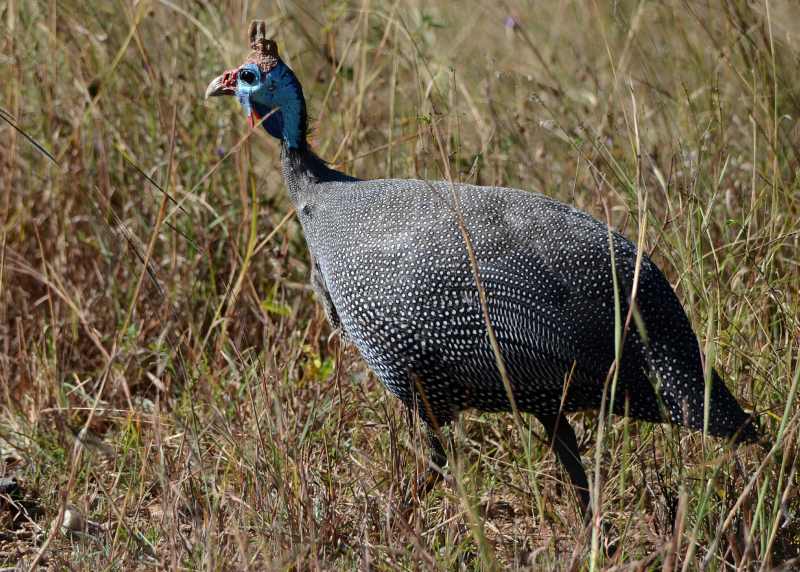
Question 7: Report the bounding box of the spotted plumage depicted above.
[206,21,759,512]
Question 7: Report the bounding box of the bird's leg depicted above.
[404,375,450,501]
[400,421,448,514]
[401,381,451,512]
[415,423,447,497]
[536,413,590,515]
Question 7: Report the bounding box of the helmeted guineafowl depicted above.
[205,20,759,512]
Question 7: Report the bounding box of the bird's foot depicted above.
[399,466,444,519]
[415,465,444,499]
[583,512,621,560]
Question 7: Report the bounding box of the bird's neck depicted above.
[276,91,307,150]
[281,145,337,205]
[256,98,307,151]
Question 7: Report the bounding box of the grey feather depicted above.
[284,147,756,442]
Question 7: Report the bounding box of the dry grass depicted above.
[2,0,799,569]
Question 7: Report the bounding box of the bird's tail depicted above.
[704,369,762,445]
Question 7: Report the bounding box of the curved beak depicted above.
[205,71,237,99]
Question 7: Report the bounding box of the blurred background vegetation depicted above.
[1,0,799,569]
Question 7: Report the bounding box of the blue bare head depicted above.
[205,21,307,150]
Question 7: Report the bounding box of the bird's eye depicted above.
[239,69,256,84]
